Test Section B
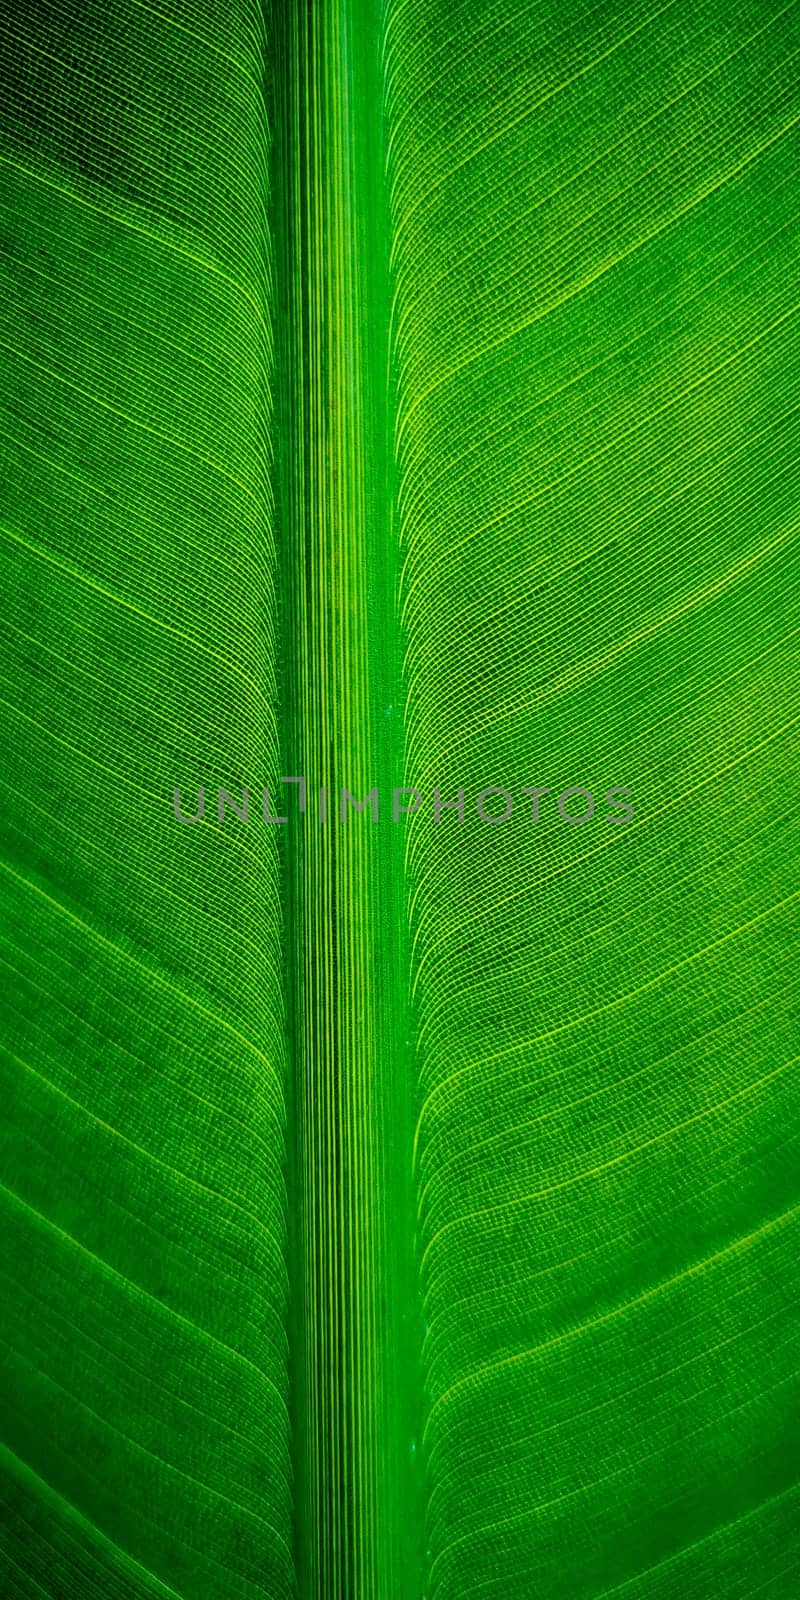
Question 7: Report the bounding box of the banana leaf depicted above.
[1,1,798,1597]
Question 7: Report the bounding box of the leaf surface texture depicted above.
[1,1,799,1597]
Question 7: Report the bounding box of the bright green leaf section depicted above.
[2,1,800,1598]
[385,0,800,1595]
[0,2,292,1596]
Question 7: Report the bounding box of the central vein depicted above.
[274,3,422,1594]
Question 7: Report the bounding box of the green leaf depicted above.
[0,2,292,1596]
[388,1,800,1594]
[1,2,799,1598]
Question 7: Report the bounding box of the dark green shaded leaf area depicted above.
[1,1,798,1597]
